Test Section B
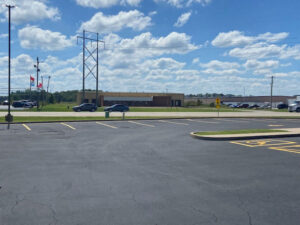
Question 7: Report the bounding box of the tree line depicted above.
[0,90,78,104]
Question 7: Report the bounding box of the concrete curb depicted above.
[0,116,300,125]
[190,131,300,141]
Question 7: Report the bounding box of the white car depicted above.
[288,101,300,112]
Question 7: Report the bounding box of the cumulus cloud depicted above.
[18,26,74,51]
[76,0,142,8]
[198,60,243,76]
[244,59,279,70]
[79,10,152,34]
[154,0,211,8]
[200,60,240,70]
[174,12,192,27]
[101,32,198,69]
[212,30,289,48]
[0,0,60,24]
[228,43,300,60]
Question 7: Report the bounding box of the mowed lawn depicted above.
[21,102,243,112]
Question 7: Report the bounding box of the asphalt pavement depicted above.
[0,118,300,225]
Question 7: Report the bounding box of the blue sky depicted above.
[0,0,300,96]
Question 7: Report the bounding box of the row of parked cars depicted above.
[1,100,37,108]
[72,103,129,112]
[226,103,289,110]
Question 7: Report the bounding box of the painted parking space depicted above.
[269,145,300,154]
[230,139,296,147]
[60,122,76,130]
[230,139,300,154]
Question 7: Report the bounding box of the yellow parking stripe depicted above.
[186,119,219,124]
[159,120,189,125]
[96,122,117,129]
[269,145,300,154]
[22,124,31,131]
[230,139,296,148]
[128,121,155,127]
[61,123,76,130]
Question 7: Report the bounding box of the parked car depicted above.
[104,104,129,112]
[288,101,300,112]
[2,100,9,105]
[73,103,97,112]
[238,104,249,108]
[12,101,25,108]
[249,104,259,109]
[259,104,271,109]
[277,103,288,109]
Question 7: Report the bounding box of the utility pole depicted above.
[5,4,15,125]
[41,76,44,107]
[47,76,51,96]
[34,57,40,109]
[77,30,104,106]
[270,76,274,110]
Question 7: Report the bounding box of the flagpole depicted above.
[30,75,32,101]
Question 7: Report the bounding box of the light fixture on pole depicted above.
[5,4,15,125]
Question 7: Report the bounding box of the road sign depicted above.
[215,98,220,105]
[216,105,220,109]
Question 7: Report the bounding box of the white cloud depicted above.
[244,59,279,70]
[0,0,60,24]
[200,60,240,70]
[18,26,74,51]
[192,58,199,64]
[0,33,8,38]
[154,0,211,8]
[228,43,300,60]
[198,60,243,76]
[79,10,151,34]
[101,32,198,69]
[76,0,142,8]
[212,30,289,48]
[174,12,192,27]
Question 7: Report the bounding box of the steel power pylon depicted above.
[77,30,104,106]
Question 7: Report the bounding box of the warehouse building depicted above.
[77,91,184,107]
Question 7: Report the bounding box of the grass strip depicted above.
[195,129,288,136]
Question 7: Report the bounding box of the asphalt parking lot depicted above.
[0,118,300,225]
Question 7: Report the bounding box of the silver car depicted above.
[288,101,300,112]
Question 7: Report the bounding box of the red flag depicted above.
[30,76,34,82]
[37,83,43,89]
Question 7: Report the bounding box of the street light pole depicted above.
[5,4,15,124]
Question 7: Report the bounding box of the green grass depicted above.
[195,129,287,136]
[8,102,244,112]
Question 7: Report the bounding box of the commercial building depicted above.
[77,91,184,107]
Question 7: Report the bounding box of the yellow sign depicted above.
[216,105,220,109]
[215,98,220,105]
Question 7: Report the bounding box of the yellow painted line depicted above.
[268,125,284,127]
[230,139,296,148]
[22,124,31,131]
[269,145,300,154]
[159,120,189,126]
[61,123,76,130]
[186,119,219,124]
[96,122,118,129]
[128,121,155,127]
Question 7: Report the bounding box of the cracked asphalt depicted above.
[0,118,300,225]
